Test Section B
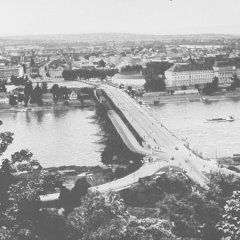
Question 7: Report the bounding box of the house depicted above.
[48,65,66,78]
[69,91,78,101]
[42,93,53,104]
[0,92,9,104]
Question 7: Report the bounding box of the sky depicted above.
[1,0,240,36]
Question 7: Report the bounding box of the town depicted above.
[1,34,240,109]
[0,0,240,239]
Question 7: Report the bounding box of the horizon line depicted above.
[0,32,239,38]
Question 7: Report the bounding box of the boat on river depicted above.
[207,116,234,122]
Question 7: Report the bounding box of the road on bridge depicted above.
[101,85,240,186]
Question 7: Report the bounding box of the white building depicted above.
[73,60,94,69]
[112,72,146,88]
[213,61,236,84]
[165,64,214,88]
[0,64,24,80]
[0,92,9,104]
[48,65,66,78]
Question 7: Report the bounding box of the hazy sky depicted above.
[1,0,240,36]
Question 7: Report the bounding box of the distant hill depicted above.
[0,33,239,43]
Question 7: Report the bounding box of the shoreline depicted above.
[0,101,95,113]
[142,92,240,105]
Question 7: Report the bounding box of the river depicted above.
[1,100,239,168]
[150,100,240,159]
[0,109,103,168]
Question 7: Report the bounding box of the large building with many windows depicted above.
[165,61,240,88]
[213,61,236,84]
[165,64,214,88]
[0,64,24,80]
[112,71,146,88]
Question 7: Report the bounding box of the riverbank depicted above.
[142,90,240,105]
[46,165,114,191]
[0,100,95,113]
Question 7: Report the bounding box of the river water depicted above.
[150,100,240,159]
[0,100,239,168]
[0,109,103,168]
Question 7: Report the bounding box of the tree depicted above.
[24,81,33,107]
[0,132,14,156]
[71,178,90,202]
[41,82,48,93]
[202,77,219,95]
[50,84,60,101]
[217,191,240,240]
[31,83,43,106]
[144,75,166,92]
[37,209,67,240]
[0,83,6,92]
[143,62,171,92]
[206,173,240,207]
[66,192,129,240]
[0,125,66,240]
[121,65,142,73]
[125,217,176,240]
[59,86,69,100]
[9,95,18,106]
[98,60,106,68]
[229,74,240,91]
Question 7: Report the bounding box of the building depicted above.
[0,92,9,104]
[0,64,24,80]
[42,93,53,105]
[30,58,39,77]
[213,61,236,84]
[165,60,240,89]
[69,91,78,101]
[48,65,66,78]
[165,64,214,88]
[112,71,146,88]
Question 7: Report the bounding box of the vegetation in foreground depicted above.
[0,128,240,240]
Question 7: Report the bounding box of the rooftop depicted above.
[167,63,213,72]
[214,61,235,68]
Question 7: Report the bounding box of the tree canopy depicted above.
[143,62,172,92]
[202,76,219,95]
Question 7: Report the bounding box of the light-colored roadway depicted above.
[101,85,240,186]
[40,84,240,202]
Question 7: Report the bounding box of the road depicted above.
[40,84,240,202]
[107,110,152,156]
[91,158,170,192]
[101,85,240,185]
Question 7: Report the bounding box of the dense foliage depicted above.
[0,130,64,240]
[143,62,173,92]
[121,172,240,240]
[229,75,240,91]
[1,125,240,240]
[62,68,118,80]
[202,76,219,95]
[120,64,142,73]
[217,190,240,240]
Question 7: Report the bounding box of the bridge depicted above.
[40,84,240,202]
[95,84,240,188]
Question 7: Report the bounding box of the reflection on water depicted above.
[150,100,240,159]
[0,109,103,168]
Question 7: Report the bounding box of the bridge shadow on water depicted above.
[93,104,143,179]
